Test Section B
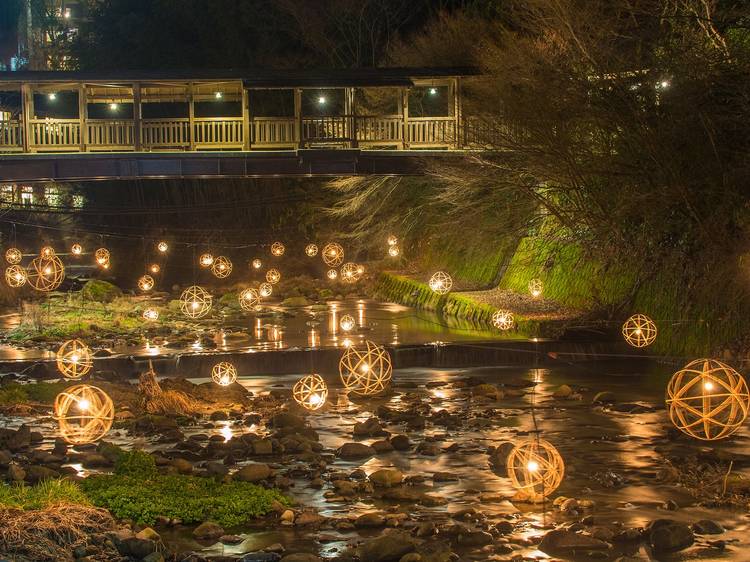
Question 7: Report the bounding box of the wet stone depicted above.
[647,520,694,553]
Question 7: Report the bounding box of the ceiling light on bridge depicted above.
[109,103,118,111]
[318,96,326,104]
[214,91,223,99]
[429,87,438,95]
[48,92,57,101]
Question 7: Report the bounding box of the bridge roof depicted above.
[0,67,478,88]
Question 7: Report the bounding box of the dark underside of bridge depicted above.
[0,150,474,183]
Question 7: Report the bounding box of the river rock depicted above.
[240,553,281,562]
[7,464,25,482]
[692,519,724,535]
[356,512,386,527]
[356,530,418,562]
[553,384,573,398]
[354,418,386,437]
[647,520,694,553]
[337,442,375,459]
[135,527,161,542]
[270,413,305,429]
[25,465,59,483]
[193,521,225,540]
[488,442,515,469]
[280,554,322,562]
[593,391,616,404]
[235,463,272,482]
[372,439,395,453]
[369,468,403,487]
[390,435,411,451]
[471,383,504,400]
[172,458,194,474]
[252,439,274,455]
[538,529,611,555]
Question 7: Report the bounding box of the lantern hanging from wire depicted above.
[387,235,398,246]
[137,274,155,292]
[56,339,93,379]
[211,256,232,278]
[54,384,114,445]
[305,244,319,257]
[27,255,65,292]
[179,285,212,319]
[5,265,27,287]
[340,314,356,332]
[94,248,110,268]
[157,241,169,253]
[322,242,344,267]
[666,358,750,441]
[259,282,273,298]
[266,268,281,284]
[71,243,83,256]
[199,253,214,268]
[293,374,328,411]
[327,269,338,280]
[506,438,565,502]
[492,310,515,331]
[429,271,452,294]
[40,245,56,258]
[388,246,400,257]
[142,308,159,321]
[339,340,392,396]
[5,248,22,265]
[252,258,262,269]
[271,242,285,257]
[622,314,657,348]
[528,278,543,298]
[340,262,362,283]
[211,361,237,386]
[239,287,261,311]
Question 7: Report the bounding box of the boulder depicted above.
[193,521,225,540]
[356,530,418,562]
[390,435,411,451]
[538,529,611,555]
[353,418,386,437]
[171,458,194,474]
[369,468,403,487]
[471,383,504,400]
[269,413,305,429]
[25,465,58,483]
[337,442,375,459]
[234,463,272,482]
[692,519,724,535]
[592,391,616,404]
[355,512,387,527]
[552,384,573,399]
[647,520,694,553]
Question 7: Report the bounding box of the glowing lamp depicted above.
[339,340,392,395]
[528,278,543,298]
[157,241,169,253]
[28,255,65,291]
[622,314,657,348]
[322,242,344,267]
[137,274,155,292]
[5,265,27,287]
[507,438,565,502]
[54,384,114,445]
[40,246,55,258]
[211,362,237,386]
[340,262,362,283]
[388,246,400,257]
[387,235,398,246]
[259,282,273,297]
[71,243,83,255]
[95,248,110,266]
[429,87,438,95]
[318,96,326,104]
[149,263,160,274]
[211,256,233,278]
[305,244,318,257]
[199,253,214,267]
[56,339,93,379]
[143,308,159,321]
[48,93,57,100]
[252,258,262,269]
[239,287,261,311]
[429,271,452,294]
[5,248,22,264]
[492,310,514,331]
[340,314,356,332]
[271,242,285,256]
[179,285,212,319]
[266,268,281,284]
[293,374,328,411]
[327,269,338,280]
[214,91,223,99]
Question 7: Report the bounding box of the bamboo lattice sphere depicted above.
[340,262,362,283]
[666,359,750,441]
[305,244,319,257]
[327,269,338,280]
[180,285,212,318]
[143,308,159,321]
[507,438,565,502]
[293,374,328,411]
[5,265,27,287]
[40,245,56,258]
[259,282,273,297]
[492,310,515,331]
[211,361,237,386]
[71,243,83,255]
[5,247,22,264]
[340,314,356,331]
[388,246,400,257]
[322,242,344,267]
[252,258,262,269]
[56,339,93,379]
[54,384,114,445]
[271,242,285,256]
[622,314,657,348]
[339,340,393,396]
[94,247,110,267]
[528,278,543,298]
[429,271,452,294]
[149,263,160,274]
[239,287,261,311]
[199,253,214,267]
[387,235,398,246]
[266,268,281,284]
[27,255,65,292]
[138,274,155,292]
[157,241,169,253]
[211,256,232,278]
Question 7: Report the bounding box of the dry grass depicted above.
[0,503,115,562]
[139,368,198,416]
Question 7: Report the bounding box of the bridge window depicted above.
[248,90,294,117]
[409,85,451,117]
[33,90,79,119]
[20,186,33,206]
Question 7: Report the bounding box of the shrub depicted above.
[0,382,69,405]
[0,479,90,510]
[81,280,122,303]
[114,450,157,479]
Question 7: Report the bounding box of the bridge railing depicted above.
[29,119,82,151]
[193,117,244,149]
[0,120,23,151]
[87,119,135,150]
[251,117,297,148]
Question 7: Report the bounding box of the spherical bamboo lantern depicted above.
[239,287,261,311]
[322,242,344,267]
[293,374,328,411]
[157,241,169,253]
[340,262,361,283]
[56,339,93,379]
[666,359,750,441]
[507,438,565,502]
[5,265,27,287]
[149,263,160,274]
[137,274,155,292]
[259,282,273,297]
[327,269,338,280]
[271,242,285,256]
[387,235,398,246]
[27,255,65,292]
[528,278,543,298]
[142,308,159,321]
[211,361,237,386]
[54,384,114,445]
[340,314,355,332]
[94,247,110,267]
[622,314,657,348]
[388,246,400,257]
[339,340,392,396]
[252,258,262,269]
[5,247,22,265]
[199,253,214,268]
[429,271,452,294]
[179,285,212,319]
[211,256,232,278]
[492,310,515,331]
[266,268,281,284]
[305,244,319,257]
[71,243,83,256]
[40,245,56,258]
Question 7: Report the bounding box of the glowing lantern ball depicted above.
[71,243,83,256]
[305,244,319,257]
[271,242,285,257]
[429,271,452,294]
[199,253,214,267]
[149,263,161,274]
[622,313,657,348]
[322,242,344,267]
[252,258,262,269]
[179,285,212,319]
[157,241,169,253]
[56,339,93,379]
[340,314,356,332]
[137,274,155,292]
[507,438,565,502]
[5,247,22,265]
[40,245,55,258]
[211,362,237,386]
[340,262,362,283]
[293,374,328,411]
[54,384,114,445]
[259,282,273,298]
[5,265,27,287]
[388,246,400,257]
[211,256,232,278]
[492,310,515,331]
[666,359,750,441]
[339,340,393,396]
[142,308,159,321]
[95,247,110,267]
[239,287,261,311]
[387,235,398,246]
[27,255,65,292]
[266,268,281,284]
[528,278,543,298]
[327,269,338,280]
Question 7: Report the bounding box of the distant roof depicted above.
[0,67,479,88]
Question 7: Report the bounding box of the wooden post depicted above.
[294,88,303,149]
[21,83,32,153]
[401,87,410,150]
[133,82,142,151]
[453,77,462,150]
[241,86,250,150]
[346,87,356,148]
[78,83,87,151]
[188,82,196,151]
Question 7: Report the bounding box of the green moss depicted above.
[281,296,311,307]
[81,280,122,303]
[0,479,90,510]
[423,237,516,287]
[0,382,69,405]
